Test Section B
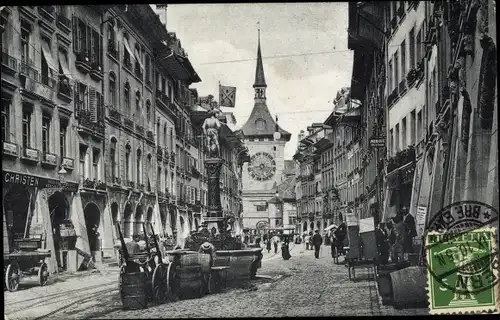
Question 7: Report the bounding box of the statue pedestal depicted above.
[204,158,224,233]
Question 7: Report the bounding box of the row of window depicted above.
[387,22,425,95]
[389,109,423,156]
[2,98,70,159]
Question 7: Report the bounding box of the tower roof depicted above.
[242,28,291,140]
[253,28,267,88]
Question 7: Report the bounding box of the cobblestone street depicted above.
[4,244,428,319]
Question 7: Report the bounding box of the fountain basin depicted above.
[214,248,263,280]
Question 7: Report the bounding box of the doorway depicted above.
[83,203,101,252]
[4,186,32,249]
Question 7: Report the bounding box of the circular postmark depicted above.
[423,201,499,296]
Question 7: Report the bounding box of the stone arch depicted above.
[310,222,314,231]
[48,192,71,256]
[83,202,101,252]
[123,202,133,238]
[134,205,144,235]
[4,185,33,239]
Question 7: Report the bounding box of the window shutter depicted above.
[99,34,103,67]
[100,93,104,122]
[89,87,97,122]
[86,24,91,58]
[72,16,78,53]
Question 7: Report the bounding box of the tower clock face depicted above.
[248,152,276,181]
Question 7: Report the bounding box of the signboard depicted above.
[3,171,79,192]
[416,206,427,237]
[369,137,385,148]
[359,217,375,233]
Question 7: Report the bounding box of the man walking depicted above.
[312,230,323,259]
[304,233,311,250]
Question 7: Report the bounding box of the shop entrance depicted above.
[48,192,69,248]
[4,186,32,248]
[83,203,101,252]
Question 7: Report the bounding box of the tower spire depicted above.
[253,23,267,89]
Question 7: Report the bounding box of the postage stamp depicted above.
[425,227,499,314]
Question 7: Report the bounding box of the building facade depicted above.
[240,32,291,231]
[347,1,387,226]
[1,5,221,273]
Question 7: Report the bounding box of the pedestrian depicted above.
[266,238,272,253]
[272,235,280,253]
[330,231,337,258]
[312,230,323,259]
[402,207,417,254]
[256,235,261,247]
[375,223,389,265]
[308,231,314,250]
[389,216,405,263]
[304,233,311,250]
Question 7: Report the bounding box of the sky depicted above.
[153,3,354,159]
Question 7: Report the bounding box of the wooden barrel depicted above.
[390,266,428,309]
[198,253,213,274]
[120,272,148,310]
[176,253,203,299]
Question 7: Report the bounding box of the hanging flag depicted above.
[219,84,236,108]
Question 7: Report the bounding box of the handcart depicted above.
[4,235,50,292]
[116,223,174,310]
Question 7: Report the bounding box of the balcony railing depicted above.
[135,124,145,136]
[75,51,91,73]
[108,107,121,124]
[134,64,143,80]
[146,130,154,141]
[57,79,72,101]
[124,117,134,131]
[398,79,407,95]
[20,62,39,82]
[76,108,105,137]
[387,145,416,173]
[107,43,118,60]
[2,51,18,74]
[123,56,132,70]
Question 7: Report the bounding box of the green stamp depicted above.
[425,227,499,314]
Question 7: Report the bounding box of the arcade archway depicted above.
[145,207,153,233]
[48,192,70,253]
[303,221,307,233]
[310,222,314,231]
[134,205,143,235]
[123,203,132,238]
[4,186,32,244]
[84,203,101,252]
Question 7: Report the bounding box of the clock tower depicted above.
[240,28,291,231]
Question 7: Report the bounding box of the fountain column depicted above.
[204,158,224,232]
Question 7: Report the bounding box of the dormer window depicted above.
[255,118,266,131]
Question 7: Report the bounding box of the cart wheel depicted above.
[38,262,49,286]
[152,263,169,304]
[5,262,21,292]
[166,262,179,302]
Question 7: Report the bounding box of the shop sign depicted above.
[3,170,79,191]
[369,138,385,148]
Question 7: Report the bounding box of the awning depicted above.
[160,52,191,81]
[123,38,134,60]
[41,41,58,72]
[58,51,73,80]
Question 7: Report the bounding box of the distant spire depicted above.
[253,23,267,88]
